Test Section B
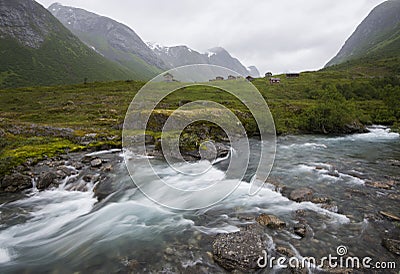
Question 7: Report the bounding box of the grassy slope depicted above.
[1,68,397,176]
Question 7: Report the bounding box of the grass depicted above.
[0,68,398,176]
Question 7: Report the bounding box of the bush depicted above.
[300,85,359,133]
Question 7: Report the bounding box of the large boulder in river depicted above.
[37,172,58,190]
[1,173,32,192]
[93,177,114,201]
[212,225,266,272]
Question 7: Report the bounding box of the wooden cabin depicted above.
[269,77,281,84]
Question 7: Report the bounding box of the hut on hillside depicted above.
[286,73,300,78]
[246,76,255,82]
[269,77,281,84]
[163,72,174,82]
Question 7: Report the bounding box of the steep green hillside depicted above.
[0,0,135,88]
[326,0,400,66]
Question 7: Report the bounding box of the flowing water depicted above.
[0,126,399,273]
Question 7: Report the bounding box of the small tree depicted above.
[301,85,358,133]
[384,84,400,120]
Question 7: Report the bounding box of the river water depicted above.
[0,126,399,273]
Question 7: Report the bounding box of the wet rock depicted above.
[276,246,296,258]
[295,209,306,217]
[365,181,393,190]
[72,161,85,170]
[90,158,102,168]
[380,211,400,222]
[56,169,67,178]
[66,176,78,186]
[83,175,93,183]
[256,213,286,229]
[344,122,368,134]
[265,179,286,193]
[212,226,266,272]
[389,159,400,167]
[293,223,307,238]
[275,246,307,273]
[93,178,114,201]
[327,170,340,178]
[66,181,90,192]
[1,173,32,192]
[120,257,139,271]
[289,188,314,202]
[57,166,74,177]
[311,196,330,204]
[37,172,58,190]
[382,238,400,255]
[388,193,400,200]
[321,203,338,213]
[164,247,174,255]
[101,163,113,172]
[214,142,230,158]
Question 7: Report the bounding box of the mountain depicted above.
[148,43,259,77]
[326,0,400,70]
[247,66,260,78]
[0,0,135,88]
[49,3,167,79]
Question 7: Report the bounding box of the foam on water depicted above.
[0,249,11,264]
[279,142,327,150]
[85,149,121,157]
[0,189,97,265]
[324,126,399,142]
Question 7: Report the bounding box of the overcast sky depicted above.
[36,0,386,74]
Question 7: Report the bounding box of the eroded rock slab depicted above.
[212,225,266,272]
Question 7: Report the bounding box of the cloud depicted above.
[36,0,386,74]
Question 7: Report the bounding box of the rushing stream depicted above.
[0,126,399,273]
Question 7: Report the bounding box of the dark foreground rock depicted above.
[37,172,58,190]
[1,173,32,192]
[212,225,266,272]
[93,177,115,201]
